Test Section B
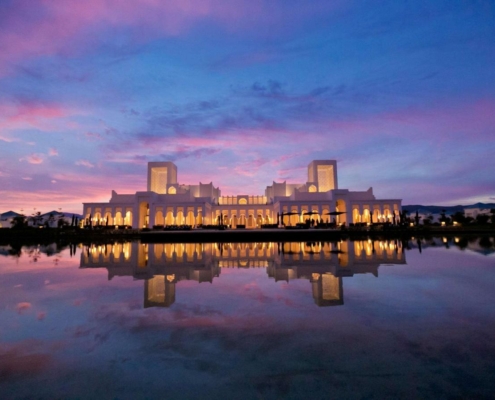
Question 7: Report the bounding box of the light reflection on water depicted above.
[0,237,494,399]
[80,240,405,308]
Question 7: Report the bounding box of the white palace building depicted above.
[83,160,402,229]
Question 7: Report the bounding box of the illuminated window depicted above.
[150,167,168,194]
[239,198,247,205]
[317,165,335,192]
[168,186,176,194]
[308,184,317,192]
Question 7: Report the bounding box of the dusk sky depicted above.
[1,0,494,214]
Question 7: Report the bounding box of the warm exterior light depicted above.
[82,159,401,230]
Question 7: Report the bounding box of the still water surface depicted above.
[1,238,494,399]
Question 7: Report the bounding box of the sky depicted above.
[0,0,494,214]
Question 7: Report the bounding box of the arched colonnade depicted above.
[84,207,133,227]
[351,203,400,224]
[213,208,273,228]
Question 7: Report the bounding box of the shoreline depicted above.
[1,226,494,245]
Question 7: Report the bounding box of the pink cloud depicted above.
[315,99,495,144]
[111,127,312,164]
[49,148,58,156]
[0,167,145,213]
[15,302,32,313]
[0,341,53,379]
[0,134,18,143]
[75,160,95,168]
[0,102,77,132]
[0,1,344,76]
[20,154,44,164]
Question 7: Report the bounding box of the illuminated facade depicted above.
[80,240,406,307]
[83,160,401,229]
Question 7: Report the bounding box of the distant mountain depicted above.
[403,203,495,214]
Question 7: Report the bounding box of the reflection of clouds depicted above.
[15,302,32,314]
[2,244,495,399]
[0,340,53,382]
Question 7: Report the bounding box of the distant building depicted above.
[0,211,21,228]
[82,160,402,229]
[0,211,77,229]
[464,207,491,219]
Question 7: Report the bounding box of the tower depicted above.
[147,162,178,194]
[307,160,338,192]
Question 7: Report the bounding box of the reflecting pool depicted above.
[1,238,494,399]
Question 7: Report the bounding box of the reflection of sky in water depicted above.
[0,239,494,399]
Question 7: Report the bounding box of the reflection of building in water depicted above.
[268,240,404,306]
[80,240,405,307]
[145,275,176,308]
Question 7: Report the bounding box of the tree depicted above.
[30,211,43,227]
[47,213,56,228]
[439,209,451,225]
[11,215,27,229]
[58,218,69,228]
[423,214,434,225]
[414,211,421,226]
[479,236,493,249]
[476,214,490,225]
[452,211,467,225]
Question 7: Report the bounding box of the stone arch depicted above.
[114,211,123,226]
[104,212,113,225]
[256,214,263,228]
[165,211,174,225]
[336,199,347,224]
[176,211,185,225]
[125,211,132,226]
[373,207,380,223]
[310,210,321,225]
[383,206,392,222]
[290,212,299,226]
[363,208,371,224]
[93,212,102,226]
[186,211,195,226]
[155,211,164,226]
[196,212,203,225]
[282,213,290,226]
[139,202,149,228]
[239,198,247,205]
[352,208,361,223]
[222,214,229,226]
